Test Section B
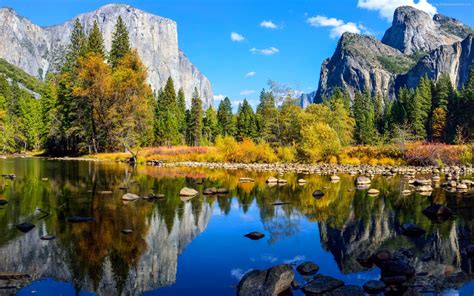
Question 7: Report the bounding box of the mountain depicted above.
[0,4,213,107]
[316,6,474,102]
[298,91,316,107]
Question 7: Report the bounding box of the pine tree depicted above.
[188,88,203,146]
[63,19,87,71]
[236,99,258,141]
[353,90,376,145]
[217,97,234,136]
[87,20,105,57]
[256,89,277,142]
[176,88,187,140]
[202,106,219,144]
[109,16,131,68]
[154,77,180,145]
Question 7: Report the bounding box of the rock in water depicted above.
[244,232,265,240]
[380,260,416,278]
[0,199,8,206]
[422,204,453,221]
[302,275,345,295]
[66,216,95,223]
[16,222,35,233]
[179,187,198,196]
[237,264,294,296]
[312,190,325,198]
[121,229,133,234]
[122,193,140,201]
[0,5,213,107]
[266,176,278,183]
[40,235,55,240]
[401,223,426,237]
[355,176,371,185]
[330,285,364,296]
[363,280,386,294]
[296,262,319,275]
[367,188,380,195]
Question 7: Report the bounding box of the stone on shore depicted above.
[40,235,55,240]
[179,187,198,196]
[330,175,340,182]
[237,264,294,296]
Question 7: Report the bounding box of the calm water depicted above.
[0,158,473,295]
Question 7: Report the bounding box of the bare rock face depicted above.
[0,4,213,107]
[316,5,473,102]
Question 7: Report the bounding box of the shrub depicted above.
[276,146,297,163]
[404,142,468,166]
[300,122,341,163]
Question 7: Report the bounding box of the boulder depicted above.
[380,260,416,278]
[244,231,265,240]
[296,261,319,275]
[422,204,453,221]
[416,185,432,192]
[203,187,217,195]
[330,175,340,181]
[277,179,288,184]
[122,193,140,201]
[217,188,229,194]
[179,187,198,196]
[298,179,307,184]
[16,222,35,233]
[356,251,373,267]
[367,188,380,195]
[412,179,431,186]
[363,280,386,294]
[328,285,364,296]
[237,264,294,296]
[401,189,412,195]
[372,249,392,267]
[401,223,426,237]
[302,275,345,295]
[312,190,325,199]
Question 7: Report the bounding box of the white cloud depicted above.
[240,89,256,96]
[307,15,363,38]
[245,71,256,77]
[357,0,437,21]
[250,47,280,55]
[213,94,226,101]
[230,32,245,42]
[260,20,278,29]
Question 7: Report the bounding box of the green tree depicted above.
[87,20,105,57]
[202,105,219,144]
[187,88,203,146]
[353,90,376,145]
[256,89,277,142]
[217,97,234,136]
[236,99,258,141]
[154,77,180,145]
[109,16,131,68]
[176,88,187,140]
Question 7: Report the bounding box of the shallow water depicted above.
[0,158,473,295]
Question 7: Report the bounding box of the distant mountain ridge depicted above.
[0,4,213,107]
[315,6,474,102]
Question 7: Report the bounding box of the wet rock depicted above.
[40,235,55,240]
[401,189,412,195]
[0,199,8,206]
[296,261,319,275]
[381,275,407,285]
[367,188,380,195]
[372,249,392,267]
[122,193,140,201]
[121,229,133,234]
[291,279,300,290]
[457,183,468,190]
[401,223,426,237]
[330,175,340,181]
[66,216,95,223]
[277,179,288,184]
[16,222,35,233]
[355,176,371,185]
[412,179,431,186]
[301,275,344,295]
[266,176,278,183]
[356,251,373,267]
[416,185,433,192]
[244,231,265,240]
[312,190,325,198]
[422,204,452,222]
[179,187,198,196]
[380,260,415,278]
[363,280,386,294]
[217,188,229,194]
[237,264,294,296]
[240,177,255,183]
[203,187,217,195]
[99,190,113,194]
[328,285,364,296]
[298,179,307,184]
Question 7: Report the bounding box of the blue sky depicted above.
[2,0,473,109]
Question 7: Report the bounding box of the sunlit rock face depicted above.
[0,4,213,108]
[0,201,212,296]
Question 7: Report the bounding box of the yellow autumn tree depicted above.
[300,122,341,163]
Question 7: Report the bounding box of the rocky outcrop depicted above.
[0,4,213,107]
[316,6,473,102]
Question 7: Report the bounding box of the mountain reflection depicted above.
[0,159,472,294]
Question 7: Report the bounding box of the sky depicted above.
[1,0,473,109]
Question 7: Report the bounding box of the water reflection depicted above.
[0,158,473,295]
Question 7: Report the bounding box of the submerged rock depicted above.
[244,231,265,240]
[16,222,35,233]
[179,187,198,196]
[401,223,426,237]
[302,275,345,295]
[296,261,319,276]
[66,216,95,223]
[237,264,294,296]
[363,280,386,294]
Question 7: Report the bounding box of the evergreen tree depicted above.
[411,75,432,139]
[154,77,180,145]
[236,99,258,141]
[176,88,187,140]
[87,20,105,57]
[256,89,277,142]
[187,88,203,146]
[217,97,234,136]
[63,19,87,71]
[373,92,384,134]
[429,74,453,142]
[353,90,376,145]
[109,16,131,68]
[202,105,219,144]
